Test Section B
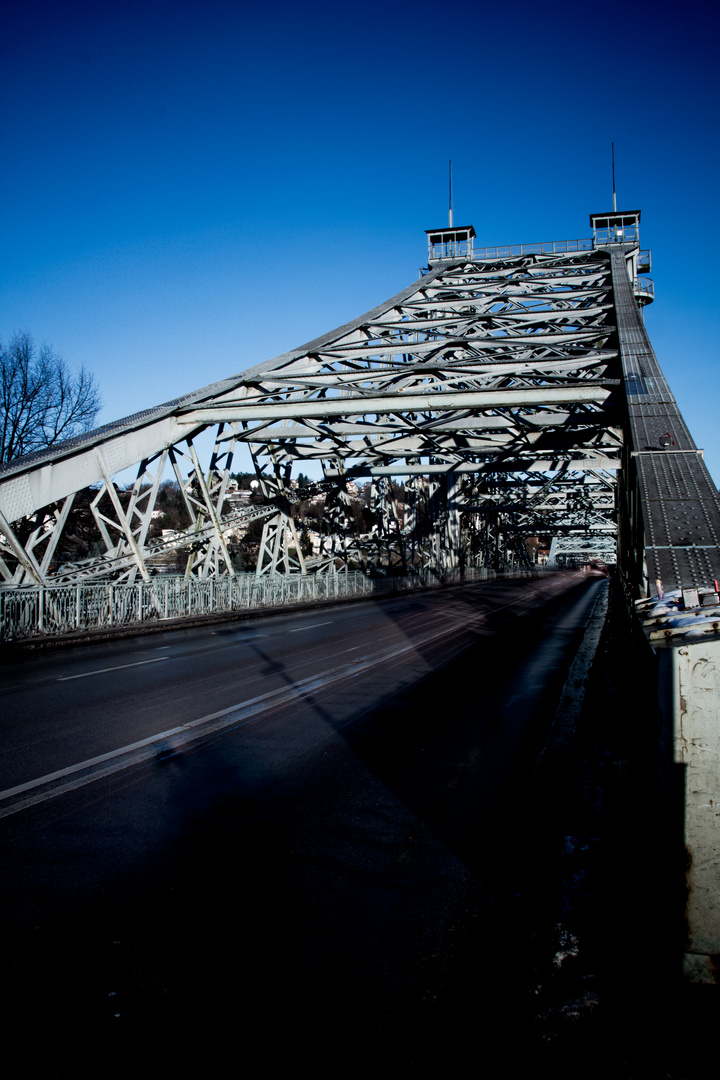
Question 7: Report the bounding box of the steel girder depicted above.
[0,240,635,587]
[549,534,618,566]
[606,248,720,596]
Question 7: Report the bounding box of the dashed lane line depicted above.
[0,611,489,819]
[3,574,584,819]
[57,657,170,681]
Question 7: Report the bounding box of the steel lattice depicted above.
[1,212,717,600]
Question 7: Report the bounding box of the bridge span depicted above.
[2,209,719,601]
[1,209,719,985]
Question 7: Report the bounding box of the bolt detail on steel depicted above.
[1,209,719,631]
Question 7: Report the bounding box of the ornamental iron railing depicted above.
[0,566,512,641]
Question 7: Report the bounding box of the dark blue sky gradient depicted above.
[3,0,719,478]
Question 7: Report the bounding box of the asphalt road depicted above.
[0,572,598,798]
[0,573,608,1076]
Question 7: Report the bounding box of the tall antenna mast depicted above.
[611,141,617,212]
[448,159,453,227]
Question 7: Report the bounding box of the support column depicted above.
[658,639,720,983]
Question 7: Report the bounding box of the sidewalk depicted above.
[485,575,718,1076]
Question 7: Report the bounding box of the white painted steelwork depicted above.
[0,235,627,596]
[3,208,716,616]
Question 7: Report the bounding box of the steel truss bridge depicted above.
[1,209,719,604]
[2,207,720,982]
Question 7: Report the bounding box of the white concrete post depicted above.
[659,639,720,983]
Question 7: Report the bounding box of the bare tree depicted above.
[0,331,102,464]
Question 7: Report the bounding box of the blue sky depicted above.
[3,0,719,481]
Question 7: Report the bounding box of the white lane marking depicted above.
[57,657,170,681]
[4,582,576,818]
[288,621,333,633]
[0,613,484,818]
[0,727,191,802]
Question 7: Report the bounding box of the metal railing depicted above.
[423,234,648,268]
[0,566,510,641]
[633,277,654,300]
[638,249,652,274]
[428,238,475,261]
[593,225,639,245]
[471,238,594,260]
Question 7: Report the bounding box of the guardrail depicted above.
[638,249,652,274]
[428,239,475,261]
[422,235,648,269]
[633,276,654,299]
[593,225,639,245]
[472,238,594,260]
[0,566,510,641]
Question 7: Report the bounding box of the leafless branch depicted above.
[0,332,102,464]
